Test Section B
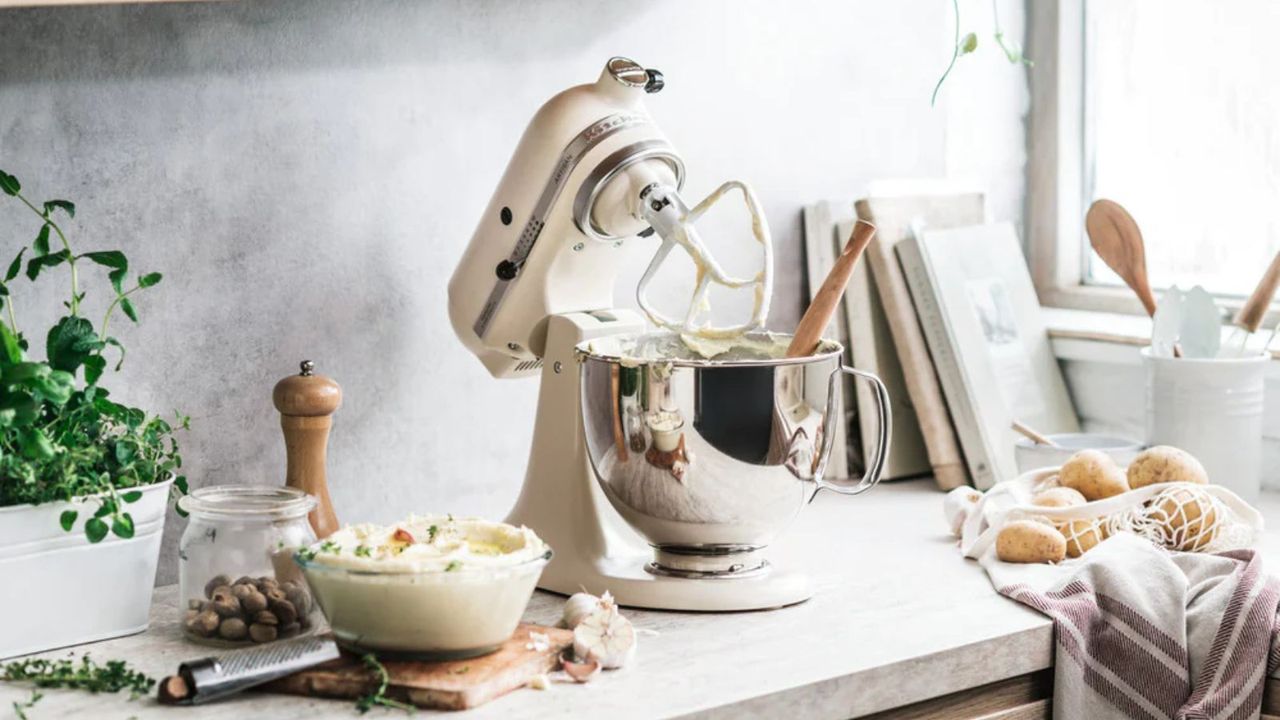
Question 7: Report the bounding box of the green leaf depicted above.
[115,442,136,465]
[30,369,74,405]
[120,298,138,323]
[60,510,77,531]
[108,268,126,294]
[122,491,143,503]
[5,247,25,282]
[85,517,109,543]
[33,224,50,256]
[0,170,20,196]
[112,514,135,539]
[175,475,189,494]
[83,354,107,385]
[81,250,126,270]
[960,32,978,54]
[5,361,51,382]
[43,200,75,218]
[103,336,126,371]
[46,315,100,373]
[138,272,162,288]
[25,249,70,281]
[0,408,16,428]
[17,427,55,460]
[0,323,22,364]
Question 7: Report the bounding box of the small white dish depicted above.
[1013,433,1143,475]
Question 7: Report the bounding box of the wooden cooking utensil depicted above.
[273,360,342,538]
[1085,199,1158,317]
[1011,420,1060,448]
[786,219,876,358]
[1234,251,1280,333]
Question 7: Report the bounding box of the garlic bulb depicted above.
[562,592,598,630]
[573,603,636,670]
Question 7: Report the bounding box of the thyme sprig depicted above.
[355,654,415,714]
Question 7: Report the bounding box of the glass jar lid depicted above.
[178,485,317,521]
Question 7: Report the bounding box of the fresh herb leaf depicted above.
[319,539,340,554]
[84,517,109,543]
[112,513,135,539]
[297,547,317,563]
[138,272,162,288]
[25,249,70,281]
[33,224,50,256]
[120,298,138,323]
[5,248,25,283]
[0,169,20,196]
[43,200,75,219]
[121,490,142,503]
[354,545,372,557]
[59,509,77,531]
[80,250,126,271]
[46,315,100,373]
[427,525,438,542]
[445,560,462,572]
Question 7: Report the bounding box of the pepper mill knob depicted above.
[273,360,342,538]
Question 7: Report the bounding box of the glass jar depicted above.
[177,485,320,646]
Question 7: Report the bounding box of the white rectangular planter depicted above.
[0,479,172,659]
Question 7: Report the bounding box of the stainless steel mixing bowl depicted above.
[576,332,890,577]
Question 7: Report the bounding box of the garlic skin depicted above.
[562,592,598,630]
[943,487,983,538]
[573,603,636,670]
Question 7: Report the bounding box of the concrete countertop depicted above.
[0,480,1074,719]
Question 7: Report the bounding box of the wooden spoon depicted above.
[786,220,876,358]
[1234,250,1280,333]
[1085,199,1158,317]
[1011,420,1060,448]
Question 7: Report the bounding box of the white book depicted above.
[897,222,1079,488]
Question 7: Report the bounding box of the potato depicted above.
[1032,487,1088,508]
[1058,450,1128,501]
[1148,485,1218,551]
[996,519,1067,564]
[1127,446,1208,489]
[1059,518,1107,558]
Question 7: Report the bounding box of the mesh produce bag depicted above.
[946,467,1265,561]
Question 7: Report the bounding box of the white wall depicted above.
[0,0,1029,583]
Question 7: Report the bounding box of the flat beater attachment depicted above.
[635,181,773,339]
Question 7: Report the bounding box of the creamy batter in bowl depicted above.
[295,515,550,659]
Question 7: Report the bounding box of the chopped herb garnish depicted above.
[427,525,438,542]
[355,654,415,714]
[319,540,340,554]
[445,560,462,572]
[296,547,317,563]
[354,544,372,558]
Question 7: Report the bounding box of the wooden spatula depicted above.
[1085,199,1158,317]
[786,220,876,358]
[1234,251,1280,333]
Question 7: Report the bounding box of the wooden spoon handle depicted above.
[787,220,876,358]
[1234,251,1280,333]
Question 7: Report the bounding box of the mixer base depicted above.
[538,553,813,611]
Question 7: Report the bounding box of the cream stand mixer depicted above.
[448,58,889,611]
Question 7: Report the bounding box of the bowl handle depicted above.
[816,365,891,495]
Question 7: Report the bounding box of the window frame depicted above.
[1026,0,1273,324]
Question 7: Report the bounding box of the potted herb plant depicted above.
[0,168,187,659]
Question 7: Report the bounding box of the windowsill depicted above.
[1044,306,1280,364]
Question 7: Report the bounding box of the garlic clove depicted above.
[559,649,601,683]
[562,591,599,630]
[573,606,637,670]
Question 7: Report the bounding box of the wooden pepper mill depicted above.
[273,360,342,539]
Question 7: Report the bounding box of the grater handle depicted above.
[163,635,340,705]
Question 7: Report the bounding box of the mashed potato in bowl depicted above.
[296,515,550,659]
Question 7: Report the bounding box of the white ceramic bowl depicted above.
[297,547,550,659]
[1013,433,1143,475]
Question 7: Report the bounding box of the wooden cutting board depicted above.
[261,624,571,711]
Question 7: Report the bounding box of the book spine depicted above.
[895,236,997,490]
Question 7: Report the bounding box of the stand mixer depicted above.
[448,57,889,611]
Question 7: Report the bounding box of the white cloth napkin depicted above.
[949,474,1277,719]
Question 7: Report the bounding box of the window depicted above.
[1029,0,1280,313]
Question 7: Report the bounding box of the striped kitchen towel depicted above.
[982,533,1280,720]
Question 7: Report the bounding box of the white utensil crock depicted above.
[1143,347,1267,502]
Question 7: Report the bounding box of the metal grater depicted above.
[178,634,340,704]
